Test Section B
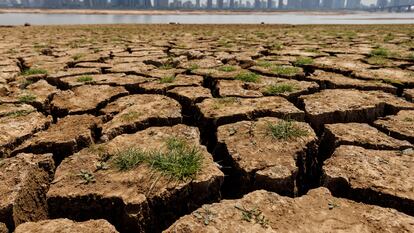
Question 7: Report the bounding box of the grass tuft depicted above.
[72,53,84,61]
[294,56,314,66]
[263,84,297,95]
[18,94,36,103]
[76,75,94,83]
[234,71,261,83]
[112,137,203,180]
[370,47,389,57]
[383,33,395,42]
[218,65,237,72]
[266,120,308,140]
[159,63,174,70]
[4,110,34,118]
[159,75,176,83]
[271,66,300,76]
[256,60,272,68]
[189,64,199,71]
[21,68,48,76]
[113,148,147,171]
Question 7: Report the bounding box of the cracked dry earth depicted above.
[0,24,414,233]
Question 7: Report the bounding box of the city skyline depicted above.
[1,0,413,9]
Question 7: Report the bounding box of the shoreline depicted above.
[0,8,360,15]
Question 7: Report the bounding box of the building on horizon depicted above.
[377,0,388,7]
[322,0,333,8]
[154,0,169,8]
[278,0,283,8]
[206,0,212,8]
[302,0,319,9]
[286,0,301,9]
[217,0,224,8]
[333,0,345,8]
[346,0,361,8]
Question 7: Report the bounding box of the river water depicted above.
[0,12,413,25]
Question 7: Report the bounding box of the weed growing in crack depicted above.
[370,47,389,57]
[234,205,269,228]
[72,53,84,61]
[4,110,34,118]
[78,170,96,184]
[18,94,36,103]
[383,33,395,42]
[77,75,94,83]
[408,53,414,61]
[263,83,297,95]
[266,120,308,140]
[189,64,199,71]
[218,65,237,72]
[112,137,203,180]
[21,68,48,76]
[159,63,174,70]
[294,56,314,66]
[234,71,261,83]
[271,66,300,76]
[159,75,175,84]
[256,60,272,68]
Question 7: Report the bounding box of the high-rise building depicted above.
[144,0,152,8]
[207,0,212,8]
[230,0,235,8]
[44,0,64,8]
[278,0,284,8]
[155,0,169,8]
[346,0,361,8]
[322,0,333,8]
[287,0,301,9]
[254,0,260,8]
[390,0,407,5]
[302,0,319,9]
[333,0,345,8]
[377,0,388,7]
[218,0,224,8]
[195,0,200,8]
[85,0,108,8]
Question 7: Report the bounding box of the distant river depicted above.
[0,12,413,25]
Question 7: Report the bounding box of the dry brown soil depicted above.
[0,24,413,232]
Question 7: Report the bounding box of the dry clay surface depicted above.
[0,24,413,232]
